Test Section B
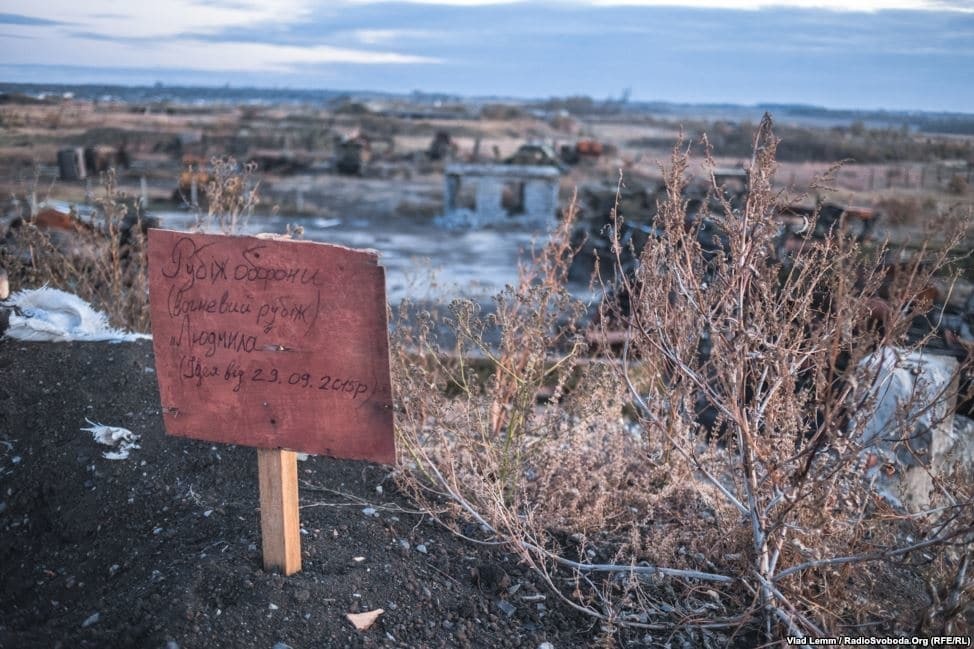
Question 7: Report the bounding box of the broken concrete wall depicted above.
[523,179,559,219]
[944,415,974,481]
[440,163,560,228]
[473,175,507,222]
[57,148,86,181]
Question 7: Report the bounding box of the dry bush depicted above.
[2,158,262,332]
[393,202,755,642]
[197,156,261,233]
[948,174,969,196]
[610,116,973,639]
[876,195,922,226]
[393,116,974,644]
[1,170,150,331]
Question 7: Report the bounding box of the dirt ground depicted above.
[0,340,597,649]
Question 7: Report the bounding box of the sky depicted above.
[1,0,973,112]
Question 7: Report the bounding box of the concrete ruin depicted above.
[441,163,560,227]
[856,347,965,512]
[57,148,86,181]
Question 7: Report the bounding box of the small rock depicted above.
[203,510,213,517]
[496,600,516,617]
[272,643,293,649]
[415,544,428,554]
[538,643,555,649]
[81,612,100,628]
[397,539,410,551]
[164,641,179,649]
[361,507,377,517]
[347,608,384,631]
[269,603,279,610]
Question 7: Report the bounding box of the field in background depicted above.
[1,87,972,645]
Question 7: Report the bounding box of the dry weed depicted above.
[393,115,974,644]
[194,156,261,233]
[1,169,150,331]
[2,157,264,332]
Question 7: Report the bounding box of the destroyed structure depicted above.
[441,163,560,227]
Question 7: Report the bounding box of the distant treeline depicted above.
[627,120,973,164]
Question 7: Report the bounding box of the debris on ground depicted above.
[81,418,141,460]
[346,608,384,631]
[3,287,150,343]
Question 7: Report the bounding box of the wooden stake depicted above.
[257,448,302,575]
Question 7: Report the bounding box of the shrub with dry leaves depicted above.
[393,115,974,644]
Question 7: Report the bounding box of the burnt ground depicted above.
[0,340,597,649]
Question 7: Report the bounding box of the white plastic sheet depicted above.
[3,287,151,343]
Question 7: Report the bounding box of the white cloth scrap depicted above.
[81,418,141,460]
[3,287,150,343]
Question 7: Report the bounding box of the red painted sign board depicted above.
[147,229,395,464]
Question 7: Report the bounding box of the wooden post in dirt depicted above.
[257,448,301,575]
[147,229,396,579]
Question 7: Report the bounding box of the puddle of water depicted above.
[153,210,588,304]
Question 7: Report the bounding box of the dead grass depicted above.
[196,156,261,233]
[1,157,261,331]
[393,116,974,644]
[1,169,150,331]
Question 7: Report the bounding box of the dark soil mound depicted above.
[0,340,590,648]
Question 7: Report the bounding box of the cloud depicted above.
[342,0,521,4]
[343,0,974,9]
[0,0,312,39]
[0,0,441,74]
[0,36,439,71]
[1,0,972,111]
[0,12,64,25]
[585,0,973,9]
[351,29,440,45]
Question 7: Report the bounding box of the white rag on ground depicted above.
[81,418,141,460]
[3,287,151,343]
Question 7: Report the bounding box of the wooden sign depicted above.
[147,229,396,576]
[148,229,395,463]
